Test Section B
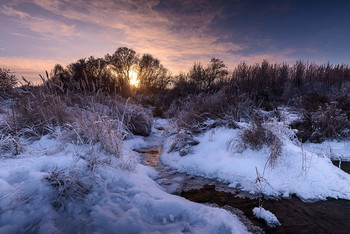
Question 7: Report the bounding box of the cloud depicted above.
[0,3,80,40]
[0,0,301,78]
[29,0,245,72]
[0,4,29,18]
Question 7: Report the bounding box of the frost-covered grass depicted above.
[0,131,248,233]
[0,86,249,233]
[252,207,280,227]
[162,126,350,201]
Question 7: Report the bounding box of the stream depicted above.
[136,146,350,234]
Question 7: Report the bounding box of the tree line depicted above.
[49,47,171,96]
[2,46,350,104]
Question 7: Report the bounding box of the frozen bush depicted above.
[168,130,199,156]
[0,134,23,156]
[6,91,71,137]
[44,167,91,209]
[235,115,275,151]
[79,96,153,137]
[292,102,350,143]
[166,91,245,134]
[123,102,152,136]
[228,117,298,167]
[70,109,126,158]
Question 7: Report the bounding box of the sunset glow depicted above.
[129,69,139,87]
[1,1,350,82]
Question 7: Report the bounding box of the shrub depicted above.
[123,102,152,136]
[268,137,283,168]
[301,92,328,112]
[165,91,245,133]
[45,167,91,209]
[6,90,71,138]
[2,80,152,160]
[227,117,297,167]
[0,134,22,156]
[70,109,125,157]
[234,115,275,151]
[81,96,153,137]
[0,68,17,93]
[292,102,350,143]
[167,130,199,156]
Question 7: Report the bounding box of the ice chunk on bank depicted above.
[253,207,281,227]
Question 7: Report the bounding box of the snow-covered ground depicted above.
[0,130,248,233]
[303,140,350,161]
[161,127,350,201]
[2,111,350,232]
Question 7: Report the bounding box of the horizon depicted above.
[1,0,350,82]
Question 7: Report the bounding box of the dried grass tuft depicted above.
[44,167,91,209]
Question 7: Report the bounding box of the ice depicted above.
[252,207,281,227]
[303,140,350,161]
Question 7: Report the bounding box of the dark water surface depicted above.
[137,147,350,234]
[182,185,350,234]
[332,160,350,174]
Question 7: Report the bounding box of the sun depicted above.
[129,69,139,87]
[107,65,140,87]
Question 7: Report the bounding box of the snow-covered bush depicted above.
[2,82,153,157]
[6,91,71,137]
[166,91,243,133]
[167,129,199,156]
[164,92,239,156]
[0,134,22,156]
[69,109,126,158]
[44,167,91,209]
[228,115,276,152]
[77,96,153,137]
[292,102,350,143]
[228,116,299,167]
[123,102,153,136]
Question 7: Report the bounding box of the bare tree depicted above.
[105,47,139,83]
[205,58,228,90]
[188,62,206,90]
[138,54,171,92]
[105,47,139,95]
[188,58,228,91]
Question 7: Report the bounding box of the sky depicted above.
[0,0,350,82]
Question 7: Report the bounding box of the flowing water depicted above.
[136,146,350,234]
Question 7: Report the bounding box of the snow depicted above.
[252,207,280,227]
[0,131,248,233]
[161,127,350,201]
[303,140,350,161]
[124,118,170,150]
[3,108,350,233]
